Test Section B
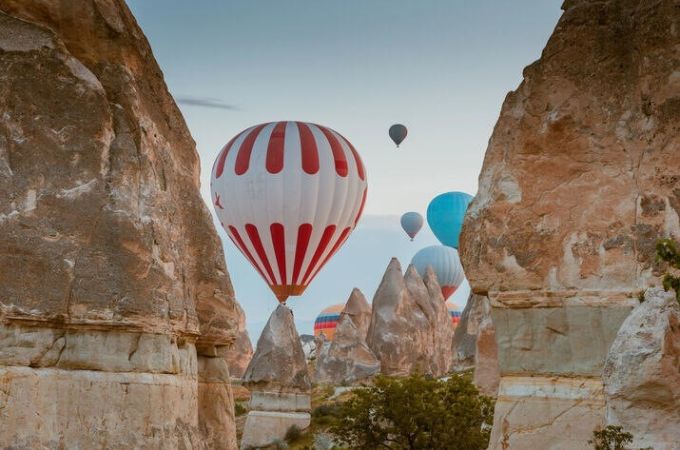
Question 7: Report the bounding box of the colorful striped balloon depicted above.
[313,303,345,341]
[446,300,462,329]
[211,122,368,303]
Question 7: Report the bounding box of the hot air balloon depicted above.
[389,124,407,147]
[400,212,424,241]
[426,191,473,249]
[446,300,462,329]
[410,245,465,300]
[313,303,344,341]
[211,121,368,303]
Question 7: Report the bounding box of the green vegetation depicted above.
[234,402,248,417]
[656,238,680,303]
[590,426,633,450]
[329,373,494,450]
[589,425,653,450]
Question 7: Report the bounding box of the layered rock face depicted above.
[220,300,253,379]
[603,288,680,449]
[242,305,311,449]
[315,288,380,385]
[0,1,248,448]
[366,259,453,377]
[460,0,680,448]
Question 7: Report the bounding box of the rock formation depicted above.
[451,293,485,369]
[241,305,311,449]
[366,258,453,377]
[299,334,317,360]
[603,288,680,449]
[314,288,380,385]
[460,0,680,448]
[0,1,248,448]
[451,293,500,396]
[220,300,253,379]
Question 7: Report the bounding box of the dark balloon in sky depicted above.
[389,124,408,147]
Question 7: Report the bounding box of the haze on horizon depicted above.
[128,0,563,337]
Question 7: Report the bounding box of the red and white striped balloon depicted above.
[210,121,368,303]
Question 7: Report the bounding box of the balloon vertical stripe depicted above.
[214,135,239,178]
[245,223,277,284]
[302,225,336,284]
[292,223,313,285]
[340,136,365,180]
[298,122,320,174]
[266,122,287,174]
[317,126,348,177]
[270,223,287,284]
[235,124,267,175]
[228,225,268,281]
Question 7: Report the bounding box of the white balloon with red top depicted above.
[210,121,368,303]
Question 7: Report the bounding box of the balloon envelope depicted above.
[411,245,465,300]
[400,212,424,240]
[211,121,368,303]
[389,124,407,147]
[313,303,344,341]
[426,192,473,249]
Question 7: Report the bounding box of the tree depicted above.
[656,238,680,303]
[589,426,633,450]
[329,373,494,450]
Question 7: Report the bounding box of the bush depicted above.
[590,426,633,450]
[284,424,303,443]
[234,402,247,417]
[312,402,343,426]
[657,238,680,303]
[329,373,494,450]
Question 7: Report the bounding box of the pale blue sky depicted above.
[128,1,563,337]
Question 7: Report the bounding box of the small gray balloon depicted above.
[389,124,408,147]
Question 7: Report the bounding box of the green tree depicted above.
[329,373,494,450]
[589,426,633,450]
[656,238,680,303]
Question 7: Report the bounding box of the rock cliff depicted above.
[460,0,680,448]
[366,258,453,377]
[0,1,248,448]
[603,288,680,449]
[314,288,380,385]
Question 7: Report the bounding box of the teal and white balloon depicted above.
[411,245,465,300]
[400,212,424,241]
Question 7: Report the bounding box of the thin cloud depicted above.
[176,96,240,111]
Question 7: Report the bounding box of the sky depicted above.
[127,0,563,338]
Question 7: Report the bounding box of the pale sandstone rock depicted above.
[472,298,500,397]
[314,288,380,385]
[0,1,248,447]
[451,292,484,370]
[366,259,453,377]
[220,300,253,379]
[243,305,311,393]
[603,288,680,449]
[459,0,680,447]
[242,305,311,448]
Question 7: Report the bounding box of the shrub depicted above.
[589,426,633,450]
[657,238,680,303]
[329,373,494,450]
[284,424,303,443]
[234,402,247,417]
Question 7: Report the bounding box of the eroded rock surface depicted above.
[243,305,311,393]
[0,1,247,448]
[315,288,380,385]
[603,288,680,449]
[459,0,680,447]
[241,305,311,449]
[366,259,453,377]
